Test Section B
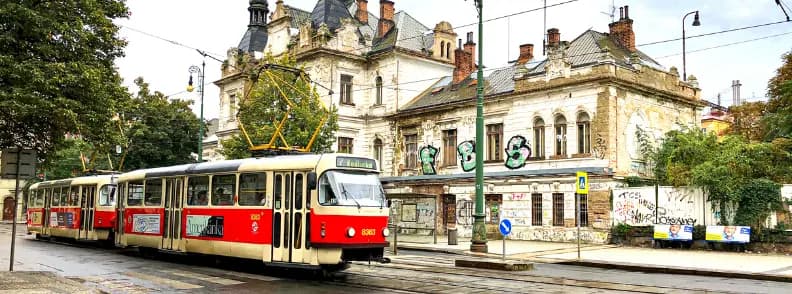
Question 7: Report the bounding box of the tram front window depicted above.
[318,171,385,207]
[99,185,117,206]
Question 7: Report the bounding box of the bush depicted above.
[612,223,631,237]
[628,226,654,237]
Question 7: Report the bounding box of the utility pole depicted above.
[470,0,488,253]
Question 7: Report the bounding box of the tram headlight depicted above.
[346,227,356,238]
[382,227,390,237]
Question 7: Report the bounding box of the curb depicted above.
[395,244,467,256]
[558,260,792,283]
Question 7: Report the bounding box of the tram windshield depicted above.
[319,171,385,207]
[99,184,117,206]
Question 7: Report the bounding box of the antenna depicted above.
[601,0,616,22]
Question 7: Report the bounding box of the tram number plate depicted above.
[361,229,376,236]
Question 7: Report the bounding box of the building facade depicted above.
[0,150,26,223]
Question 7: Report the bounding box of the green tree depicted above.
[220,53,338,159]
[40,139,112,180]
[728,102,768,141]
[0,1,130,157]
[765,51,792,140]
[117,78,201,171]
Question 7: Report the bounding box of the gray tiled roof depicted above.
[286,5,311,28]
[310,0,353,32]
[371,11,434,53]
[238,26,268,53]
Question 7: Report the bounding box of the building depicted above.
[701,109,731,138]
[0,150,26,223]
[209,0,459,166]
[380,6,704,243]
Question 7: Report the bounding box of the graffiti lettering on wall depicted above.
[419,145,439,175]
[456,199,474,226]
[456,141,476,172]
[504,135,532,169]
[511,228,609,243]
[613,187,711,226]
[592,133,607,159]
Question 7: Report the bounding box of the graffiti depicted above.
[592,133,607,159]
[511,228,609,244]
[613,187,711,226]
[657,216,696,225]
[456,199,474,226]
[418,145,439,175]
[456,140,476,172]
[504,135,532,169]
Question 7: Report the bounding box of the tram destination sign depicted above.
[336,157,377,170]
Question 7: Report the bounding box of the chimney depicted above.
[547,28,560,48]
[453,38,474,84]
[517,43,534,65]
[377,0,395,38]
[732,80,742,106]
[463,32,476,70]
[608,5,636,52]
[356,0,368,24]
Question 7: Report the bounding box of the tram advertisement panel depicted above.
[186,215,224,238]
[49,211,76,227]
[132,214,161,234]
[30,211,43,225]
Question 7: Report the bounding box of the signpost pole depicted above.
[575,171,588,262]
[9,149,21,271]
[576,192,581,261]
[503,235,506,261]
[499,219,511,261]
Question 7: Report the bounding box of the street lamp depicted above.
[470,0,487,253]
[682,10,700,81]
[187,60,205,162]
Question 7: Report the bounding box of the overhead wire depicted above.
[654,30,792,59]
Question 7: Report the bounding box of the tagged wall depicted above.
[612,186,718,226]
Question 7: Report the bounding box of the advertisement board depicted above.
[186,215,224,238]
[706,226,750,243]
[653,224,693,240]
[132,214,161,234]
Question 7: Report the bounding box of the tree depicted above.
[117,78,201,171]
[220,53,338,159]
[40,139,112,180]
[0,1,130,158]
[727,102,768,141]
[765,51,792,140]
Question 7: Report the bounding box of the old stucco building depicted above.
[380,7,704,243]
[206,0,459,165]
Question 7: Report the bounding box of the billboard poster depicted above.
[57,213,65,227]
[132,214,161,234]
[706,226,750,243]
[653,224,693,240]
[186,215,224,238]
[49,212,58,226]
[64,212,74,227]
[31,211,42,225]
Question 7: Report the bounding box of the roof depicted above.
[310,0,353,32]
[286,5,311,28]
[399,65,517,111]
[238,26,269,53]
[371,11,433,53]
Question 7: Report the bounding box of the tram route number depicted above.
[250,214,261,221]
[361,228,376,236]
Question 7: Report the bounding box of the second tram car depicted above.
[116,153,389,271]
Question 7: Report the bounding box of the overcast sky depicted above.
[114,0,792,120]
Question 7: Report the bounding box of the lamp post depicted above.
[682,10,700,81]
[187,60,206,162]
[470,0,488,253]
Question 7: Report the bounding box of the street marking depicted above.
[161,269,244,285]
[124,271,203,290]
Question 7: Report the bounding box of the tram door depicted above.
[78,185,96,240]
[43,188,51,236]
[271,172,308,263]
[116,183,126,247]
[161,178,183,250]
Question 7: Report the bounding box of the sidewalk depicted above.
[391,234,792,282]
[0,271,98,293]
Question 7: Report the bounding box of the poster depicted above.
[706,226,750,243]
[31,211,43,225]
[50,212,58,226]
[401,204,417,222]
[186,215,224,238]
[132,214,161,234]
[653,224,693,240]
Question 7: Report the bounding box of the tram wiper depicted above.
[340,183,361,209]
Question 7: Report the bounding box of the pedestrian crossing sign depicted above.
[576,171,588,194]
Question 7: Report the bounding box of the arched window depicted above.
[533,118,545,159]
[446,43,451,60]
[577,112,591,154]
[373,138,383,169]
[554,115,567,157]
[440,41,445,58]
[375,76,383,105]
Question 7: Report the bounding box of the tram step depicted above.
[157,249,188,255]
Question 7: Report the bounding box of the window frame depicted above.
[373,138,383,170]
[442,129,457,167]
[486,123,503,162]
[239,172,267,206]
[144,178,163,207]
[552,193,564,226]
[340,74,354,105]
[404,134,418,169]
[228,93,237,121]
[554,115,567,157]
[211,174,237,206]
[375,76,383,105]
[126,181,144,207]
[531,193,543,226]
[187,176,210,206]
[337,137,353,154]
[533,118,546,159]
[577,193,589,227]
[577,112,591,154]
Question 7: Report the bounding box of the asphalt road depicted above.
[1,224,789,293]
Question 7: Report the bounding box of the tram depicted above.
[26,175,118,242]
[115,153,389,271]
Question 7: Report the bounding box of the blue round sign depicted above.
[499,219,512,236]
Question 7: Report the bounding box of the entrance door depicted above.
[116,183,126,247]
[290,172,308,263]
[78,185,96,240]
[271,172,308,263]
[43,189,51,235]
[2,197,13,221]
[161,178,183,250]
[271,172,287,262]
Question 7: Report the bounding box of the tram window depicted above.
[69,187,79,206]
[99,185,117,206]
[80,186,89,207]
[48,189,57,207]
[318,175,337,206]
[274,175,282,209]
[127,181,144,206]
[211,174,236,206]
[187,176,209,206]
[295,174,303,210]
[145,179,163,206]
[294,212,302,249]
[285,174,291,210]
[239,173,266,206]
[273,213,281,248]
[59,187,68,207]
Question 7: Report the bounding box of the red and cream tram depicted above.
[27,175,118,242]
[115,153,389,271]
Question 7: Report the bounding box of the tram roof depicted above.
[29,174,117,189]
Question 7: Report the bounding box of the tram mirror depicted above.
[387,199,392,208]
[307,172,317,190]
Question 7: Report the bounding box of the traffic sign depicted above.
[576,171,589,194]
[499,219,512,236]
[1,148,37,179]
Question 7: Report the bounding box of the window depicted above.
[187,176,209,206]
[69,187,79,206]
[440,41,445,58]
[228,94,237,121]
[373,138,383,169]
[295,174,303,210]
[98,185,117,206]
[375,76,383,105]
[340,74,353,105]
[552,193,564,226]
[239,173,266,206]
[59,187,68,207]
[404,134,418,169]
[486,123,503,161]
[144,179,162,206]
[531,193,543,226]
[442,129,457,166]
[274,174,282,209]
[338,137,353,154]
[554,115,567,156]
[35,190,44,207]
[534,118,545,159]
[577,112,591,154]
[446,42,451,59]
[211,174,236,206]
[50,189,59,207]
[577,193,589,227]
[127,182,144,206]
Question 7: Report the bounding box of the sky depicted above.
[114,0,792,120]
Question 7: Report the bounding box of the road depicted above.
[1,224,789,293]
